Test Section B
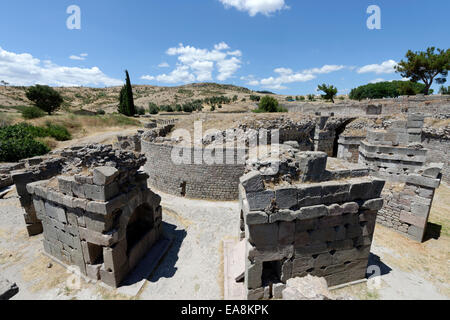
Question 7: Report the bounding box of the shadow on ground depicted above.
[423,222,442,242]
[148,222,187,282]
[367,252,392,278]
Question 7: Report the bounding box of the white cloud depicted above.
[0,47,122,86]
[156,65,196,84]
[219,0,289,17]
[370,78,385,83]
[246,64,346,90]
[141,75,155,81]
[142,42,242,84]
[157,62,170,68]
[357,60,397,74]
[69,54,87,61]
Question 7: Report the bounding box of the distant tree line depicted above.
[349,81,427,100]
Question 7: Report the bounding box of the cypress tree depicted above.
[118,70,136,116]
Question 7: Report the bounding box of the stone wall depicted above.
[239,150,385,300]
[142,140,246,200]
[422,128,450,184]
[11,157,64,235]
[25,156,163,288]
[358,114,444,241]
[378,171,441,241]
[286,95,450,118]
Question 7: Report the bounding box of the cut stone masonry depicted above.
[239,148,385,300]
[359,114,443,241]
[25,159,163,288]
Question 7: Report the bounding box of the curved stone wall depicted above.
[142,140,246,200]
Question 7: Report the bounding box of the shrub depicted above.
[22,106,45,119]
[210,105,216,112]
[137,107,146,115]
[25,85,63,115]
[232,95,238,102]
[253,96,287,113]
[249,95,260,102]
[182,103,193,113]
[42,123,71,141]
[148,103,159,114]
[307,94,315,101]
[96,109,106,115]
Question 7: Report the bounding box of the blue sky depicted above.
[0,0,449,94]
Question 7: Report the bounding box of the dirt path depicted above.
[55,128,140,150]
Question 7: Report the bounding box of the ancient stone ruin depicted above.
[238,147,385,300]
[20,147,163,287]
[359,114,443,241]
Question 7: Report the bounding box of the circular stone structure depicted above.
[142,139,246,200]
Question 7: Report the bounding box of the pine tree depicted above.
[118,70,136,116]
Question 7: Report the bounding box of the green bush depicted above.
[96,109,106,115]
[22,106,45,119]
[210,105,216,112]
[249,95,261,102]
[137,107,146,115]
[253,96,287,113]
[0,123,58,162]
[148,103,159,114]
[307,94,315,101]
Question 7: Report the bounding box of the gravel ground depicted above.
[0,184,448,300]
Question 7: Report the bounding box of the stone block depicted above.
[349,182,373,200]
[240,172,264,193]
[420,163,443,179]
[295,205,328,220]
[245,211,269,225]
[295,219,318,233]
[247,223,279,247]
[269,209,296,223]
[410,202,431,218]
[406,174,440,189]
[45,201,67,223]
[292,257,314,275]
[341,202,359,214]
[407,225,424,241]
[278,222,295,245]
[84,183,119,202]
[93,167,119,186]
[273,283,286,299]
[58,176,74,196]
[310,227,336,243]
[246,191,275,211]
[275,188,298,209]
[400,211,427,228]
[361,198,384,211]
[245,259,262,290]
